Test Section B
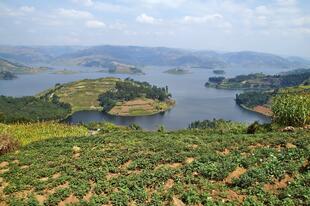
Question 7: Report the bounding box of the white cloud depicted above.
[86,20,106,28]
[140,0,186,8]
[57,8,93,19]
[183,14,223,24]
[136,13,161,24]
[71,0,93,7]
[20,6,35,13]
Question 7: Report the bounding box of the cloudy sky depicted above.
[0,0,309,57]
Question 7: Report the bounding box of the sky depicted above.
[0,0,309,57]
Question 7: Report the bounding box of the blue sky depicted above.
[0,0,309,57]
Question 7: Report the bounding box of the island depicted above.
[0,71,17,80]
[205,69,310,116]
[0,58,49,79]
[164,68,191,75]
[51,69,80,75]
[39,77,175,116]
[97,64,144,75]
[213,69,225,75]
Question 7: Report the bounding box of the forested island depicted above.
[213,69,225,74]
[205,69,310,117]
[164,68,191,75]
[0,71,17,80]
[39,77,175,116]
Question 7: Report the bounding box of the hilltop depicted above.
[39,78,175,116]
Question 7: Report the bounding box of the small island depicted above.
[213,69,225,75]
[164,68,191,75]
[39,77,175,116]
[97,64,144,75]
[51,69,80,75]
[0,71,17,80]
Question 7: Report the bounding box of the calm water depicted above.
[0,66,279,130]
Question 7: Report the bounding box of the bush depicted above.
[0,135,19,155]
[247,122,273,134]
[272,94,310,126]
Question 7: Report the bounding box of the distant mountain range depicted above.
[0,45,309,70]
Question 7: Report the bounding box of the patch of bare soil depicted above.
[106,173,120,180]
[83,181,95,202]
[286,143,297,149]
[211,189,246,203]
[52,173,61,179]
[224,167,247,184]
[190,144,198,149]
[248,143,264,149]
[12,160,19,164]
[0,162,8,168]
[39,177,49,182]
[58,194,79,206]
[119,160,132,169]
[164,179,174,190]
[253,106,273,116]
[185,157,195,164]
[217,148,230,155]
[0,168,9,175]
[20,165,29,169]
[172,196,186,206]
[35,194,47,205]
[264,174,294,193]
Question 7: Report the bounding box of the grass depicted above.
[39,78,120,113]
[0,125,309,205]
[0,122,88,146]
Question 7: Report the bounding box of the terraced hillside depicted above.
[0,128,309,205]
[39,78,119,112]
[39,78,175,116]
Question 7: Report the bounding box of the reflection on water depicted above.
[0,66,276,130]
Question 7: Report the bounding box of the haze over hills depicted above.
[0,45,309,70]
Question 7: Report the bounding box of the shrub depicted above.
[0,134,19,155]
[272,94,310,126]
[247,122,273,134]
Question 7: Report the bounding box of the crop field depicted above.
[0,123,88,146]
[109,98,175,116]
[0,128,309,205]
[39,78,120,112]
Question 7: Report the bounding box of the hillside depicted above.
[0,58,48,75]
[0,124,309,205]
[0,45,309,69]
[39,78,175,116]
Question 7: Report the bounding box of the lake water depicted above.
[0,66,280,130]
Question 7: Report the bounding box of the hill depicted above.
[0,58,48,75]
[0,123,309,205]
[0,45,309,69]
[39,78,175,116]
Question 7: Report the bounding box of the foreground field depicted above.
[0,128,309,205]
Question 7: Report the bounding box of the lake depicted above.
[0,66,279,130]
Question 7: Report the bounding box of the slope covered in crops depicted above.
[0,128,309,205]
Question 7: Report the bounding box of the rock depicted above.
[281,126,295,132]
[303,125,310,130]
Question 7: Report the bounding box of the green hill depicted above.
[0,58,48,75]
[0,123,309,205]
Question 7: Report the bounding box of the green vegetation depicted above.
[236,92,272,108]
[0,122,88,146]
[272,94,310,126]
[0,122,309,205]
[188,119,247,134]
[99,78,173,115]
[39,78,119,112]
[213,70,225,75]
[0,71,17,80]
[0,96,71,123]
[205,72,310,90]
[164,68,191,75]
[207,76,225,84]
[108,65,144,75]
